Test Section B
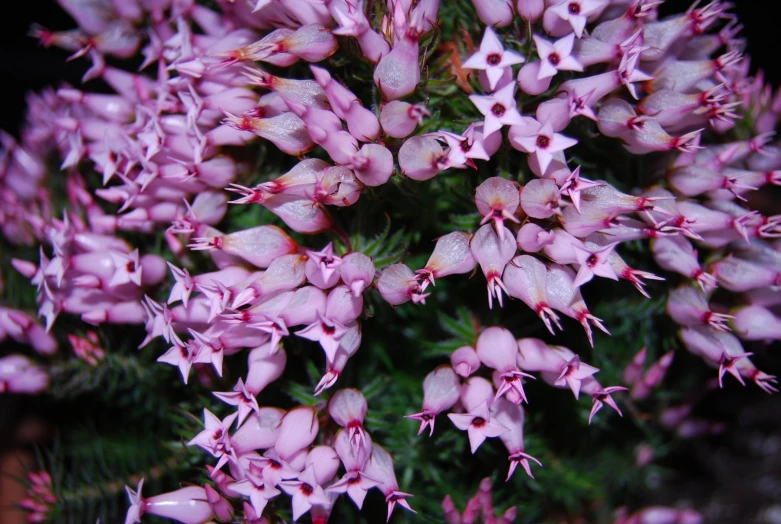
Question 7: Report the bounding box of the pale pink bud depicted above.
[516,0,544,22]
[471,0,513,27]
[275,406,320,461]
[419,232,477,286]
[0,355,49,394]
[221,112,314,156]
[282,24,338,62]
[339,253,376,297]
[475,177,521,238]
[325,285,363,325]
[503,255,562,334]
[476,326,517,372]
[710,255,781,293]
[450,346,481,378]
[399,136,447,181]
[377,264,429,306]
[144,486,214,524]
[351,144,394,186]
[230,407,286,456]
[246,342,287,395]
[311,65,380,141]
[82,301,147,326]
[244,68,329,110]
[545,264,609,347]
[666,286,733,331]
[329,388,369,453]
[380,101,428,138]
[263,194,333,234]
[406,365,460,436]
[516,61,553,95]
[651,236,715,292]
[490,398,541,480]
[520,179,561,219]
[732,305,781,341]
[470,224,516,309]
[668,165,756,200]
[459,376,495,412]
[373,37,420,100]
[305,445,340,485]
[279,286,327,327]
[516,223,554,253]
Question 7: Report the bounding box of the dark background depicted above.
[0,1,779,133]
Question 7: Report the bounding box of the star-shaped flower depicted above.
[533,33,583,80]
[213,378,260,427]
[279,465,331,521]
[157,341,199,383]
[447,400,508,454]
[124,478,145,524]
[548,0,607,38]
[306,243,343,283]
[462,27,525,91]
[572,243,620,288]
[469,83,525,137]
[588,386,627,424]
[509,119,578,173]
[296,312,349,362]
[553,355,599,399]
[188,409,239,472]
[559,166,603,212]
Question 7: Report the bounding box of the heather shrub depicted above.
[1,0,779,522]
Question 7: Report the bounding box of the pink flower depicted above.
[509,119,578,173]
[188,409,239,473]
[406,365,460,436]
[448,400,508,454]
[545,0,607,38]
[469,82,525,136]
[213,378,261,427]
[124,479,215,524]
[462,27,525,91]
[533,33,583,79]
[475,177,521,239]
[328,388,369,454]
[279,465,331,521]
[470,224,516,309]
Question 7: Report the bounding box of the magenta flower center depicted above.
[322,323,335,335]
[536,135,550,149]
[548,53,561,66]
[486,53,501,66]
[568,2,580,14]
[434,154,450,170]
[301,483,313,496]
[472,417,486,428]
[586,254,598,267]
[491,103,506,117]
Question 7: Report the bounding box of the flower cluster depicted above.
[1,0,780,521]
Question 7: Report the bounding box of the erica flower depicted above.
[533,33,584,80]
[469,82,526,136]
[462,27,525,91]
